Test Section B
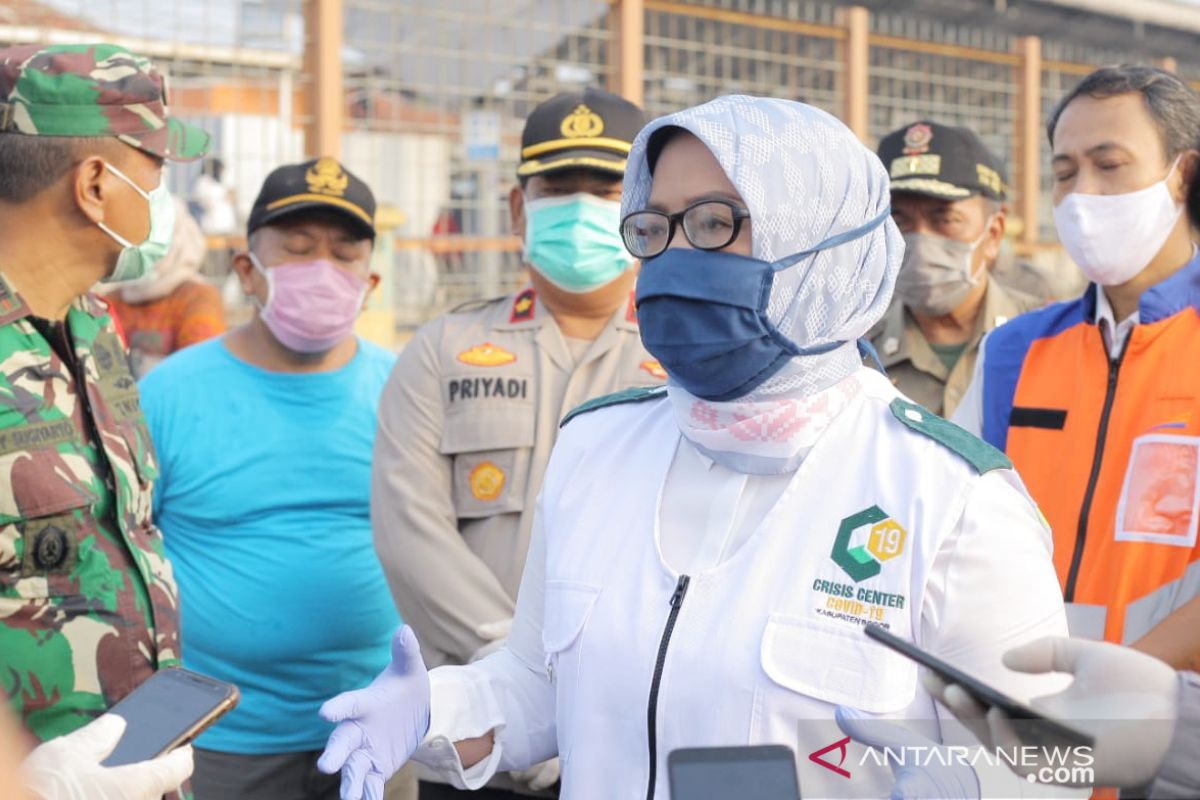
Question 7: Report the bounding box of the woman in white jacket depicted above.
[318,96,1070,800]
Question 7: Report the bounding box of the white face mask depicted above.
[1052,157,1183,286]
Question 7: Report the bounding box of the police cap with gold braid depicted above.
[518,87,645,179]
[247,156,376,240]
[877,120,1008,203]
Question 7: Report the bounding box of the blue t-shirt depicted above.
[140,338,401,754]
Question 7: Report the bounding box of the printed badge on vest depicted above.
[1114,434,1200,548]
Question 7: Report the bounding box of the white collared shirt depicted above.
[1093,286,1139,360]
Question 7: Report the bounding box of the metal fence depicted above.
[642,1,841,118]
[2,0,1197,330]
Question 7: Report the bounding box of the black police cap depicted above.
[248,157,376,239]
[877,121,1008,202]
[518,87,645,179]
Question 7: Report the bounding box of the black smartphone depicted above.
[100,667,240,767]
[669,745,800,800]
[863,624,1094,747]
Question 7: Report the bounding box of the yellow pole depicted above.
[303,0,344,158]
[841,6,870,143]
[612,0,645,107]
[1016,36,1042,250]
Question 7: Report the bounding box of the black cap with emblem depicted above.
[247,157,376,239]
[518,87,645,179]
[877,121,1008,202]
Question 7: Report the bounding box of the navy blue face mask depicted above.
[635,208,891,402]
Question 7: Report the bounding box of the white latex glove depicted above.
[836,706,980,800]
[510,757,561,792]
[22,714,193,800]
[925,636,1180,788]
[319,625,432,800]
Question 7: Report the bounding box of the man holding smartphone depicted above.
[0,43,206,799]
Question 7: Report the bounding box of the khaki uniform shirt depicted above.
[0,274,180,742]
[869,277,1041,417]
[373,287,663,668]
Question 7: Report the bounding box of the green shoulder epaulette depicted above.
[889,397,1012,474]
[560,385,667,428]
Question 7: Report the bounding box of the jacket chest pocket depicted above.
[541,581,601,764]
[753,614,917,743]
[0,425,100,599]
[440,406,535,518]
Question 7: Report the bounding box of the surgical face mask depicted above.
[524,193,635,293]
[97,163,175,283]
[635,208,890,401]
[249,253,368,353]
[895,227,989,316]
[1053,157,1183,286]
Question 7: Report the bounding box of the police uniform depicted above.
[372,88,658,797]
[0,42,209,759]
[869,121,1043,417]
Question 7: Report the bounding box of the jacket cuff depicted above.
[411,665,507,790]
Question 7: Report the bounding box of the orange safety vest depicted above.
[980,261,1200,643]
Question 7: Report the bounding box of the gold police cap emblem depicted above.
[306,157,349,197]
[560,104,605,139]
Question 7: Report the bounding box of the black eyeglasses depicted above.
[621,200,751,259]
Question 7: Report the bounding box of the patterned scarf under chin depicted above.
[668,368,866,476]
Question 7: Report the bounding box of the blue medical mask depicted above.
[635,208,891,401]
[524,193,635,293]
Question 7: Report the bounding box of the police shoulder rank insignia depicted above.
[306,157,349,197]
[889,398,1012,474]
[561,385,666,428]
[457,342,517,367]
[469,461,506,501]
[510,288,537,323]
[640,360,667,381]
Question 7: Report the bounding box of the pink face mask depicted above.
[250,254,368,353]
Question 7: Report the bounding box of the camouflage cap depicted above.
[0,43,209,161]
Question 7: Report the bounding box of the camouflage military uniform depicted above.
[0,42,207,747]
[0,274,181,741]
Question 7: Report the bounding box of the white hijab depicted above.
[623,96,905,473]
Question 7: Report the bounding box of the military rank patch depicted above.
[889,154,941,179]
[640,360,667,380]
[510,288,537,323]
[457,343,517,367]
[469,461,506,501]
